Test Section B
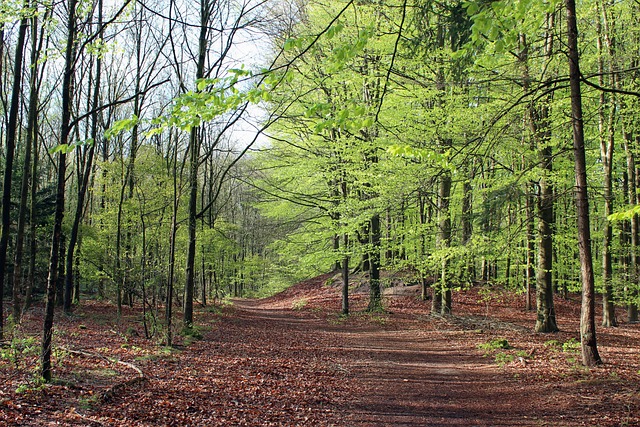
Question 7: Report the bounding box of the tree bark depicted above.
[566,0,602,367]
[535,143,558,332]
[368,213,382,311]
[0,0,29,340]
[438,170,452,315]
[596,0,617,327]
[623,131,639,322]
[418,192,429,301]
[525,183,535,312]
[64,0,102,314]
[461,165,474,283]
[42,0,78,381]
[184,0,209,328]
[11,3,36,323]
[166,130,180,347]
[24,2,44,311]
[342,233,349,316]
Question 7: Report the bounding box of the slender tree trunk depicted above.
[519,34,535,312]
[341,178,349,314]
[42,0,78,381]
[368,214,382,311]
[11,3,40,322]
[342,233,349,316]
[0,0,29,339]
[419,193,429,301]
[623,131,639,321]
[535,144,558,332]
[526,15,558,333]
[438,170,452,315]
[525,183,535,311]
[166,131,179,347]
[24,9,41,312]
[596,1,617,327]
[64,0,101,312]
[57,234,66,306]
[115,172,127,316]
[184,128,200,327]
[461,165,474,283]
[566,0,602,367]
[184,0,209,328]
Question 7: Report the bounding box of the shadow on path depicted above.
[232,299,587,427]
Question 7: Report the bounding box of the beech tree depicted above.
[0,0,29,340]
[4,0,640,381]
[565,0,601,367]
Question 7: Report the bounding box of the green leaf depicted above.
[105,115,140,140]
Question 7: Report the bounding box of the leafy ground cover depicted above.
[1,275,639,426]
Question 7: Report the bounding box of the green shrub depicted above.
[562,338,580,353]
[291,298,308,310]
[478,338,511,351]
[494,352,515,366]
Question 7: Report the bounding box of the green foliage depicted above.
[0,322,47,393]
[147,69,273,135]
[49,138,95,155]
[478,338,511,351]
[291,298,309,310]
[0,0,36,24]
[609,205,640,222]
[493,352,514,366]
[562,338,581,353]
[465,0,560,52]
[0,324,39,371]
[543,339,561,350]
[104,116,139,140]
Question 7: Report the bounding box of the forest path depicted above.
[230,297,578,427]
[4,282,636,426]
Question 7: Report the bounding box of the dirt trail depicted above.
[3,273,638,426]
[231,298,576,427]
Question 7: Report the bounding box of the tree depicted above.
[0,0,29,340]
[42,0,78,382]
[565,0,601,368]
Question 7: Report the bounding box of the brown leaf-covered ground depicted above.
[1,274,640,426]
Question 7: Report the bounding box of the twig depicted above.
[62,347,147,403]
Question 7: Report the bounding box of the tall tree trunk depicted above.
[525,183,535,311]
[438,170,452,315]
[419,192,429,301]
[24,102,39,313]
[166,130,179,347]
[597,0,617,327]
[42,0,78,381]
[64,0,102,314]
[368,213,382,311]
[341,178,349,315]
[56,234,66,306]
[24,1,45,311]
[461,165,474,283]
[535,143,557,332]
[527,15,558,333]
[342,233,349,316]
[184,0,209,328]
[0,0,29,339]
[566,0,602,367]
[519,33,535,312]
[12,2,40,322]
[623,130,639,321]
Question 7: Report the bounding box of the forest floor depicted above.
[2,274,640,426]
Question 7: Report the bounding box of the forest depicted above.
[1,0,640,424]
